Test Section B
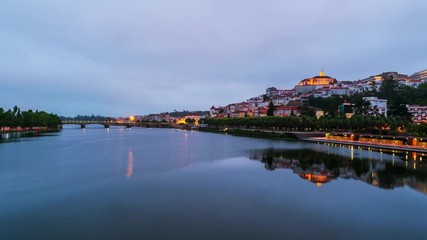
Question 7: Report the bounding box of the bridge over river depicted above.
[61,121,171,129]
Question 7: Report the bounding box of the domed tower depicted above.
[295,71,337,93]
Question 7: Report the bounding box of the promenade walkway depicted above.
[307,137,427,154]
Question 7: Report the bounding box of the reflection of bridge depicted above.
[61,121,171,129]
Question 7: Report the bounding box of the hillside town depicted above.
[209,69,427,123]
[115,69,427,125]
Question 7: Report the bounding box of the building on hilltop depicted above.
[266,87,279,97]
[295,71,337,94]
[359,72,411,91]
[406,80,423,88]
[410,69,427,83]
[361,72,410,82]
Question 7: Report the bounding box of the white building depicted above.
[407,105,427,123]
[406,80,423,88]
[330,87,350,96]
[363,97,388,117]
[266,87,279,97]
[247,96,264,108]
[410,69,427,83]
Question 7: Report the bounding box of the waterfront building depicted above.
[295,71,337,94]
[254,107,268,117]
[236,102,251,112]
[210,106,220,117]
[363,97,388,117]
[274,106,299,116]
[407,105,427,123]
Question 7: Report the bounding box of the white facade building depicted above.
[407,105,427,123]
[363,97,388,117]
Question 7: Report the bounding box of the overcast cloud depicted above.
[1,0,426,116]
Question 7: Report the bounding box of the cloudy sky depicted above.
[1,0,426,116]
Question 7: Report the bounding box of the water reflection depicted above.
[249,149,427,194]
[127,149,134,179]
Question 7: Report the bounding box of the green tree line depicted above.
[61,115,115,122]
[0,106,61,129]
[203,115,427,136]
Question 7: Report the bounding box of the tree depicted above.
[185,118,196,124]
[388,104,412,120]
[300,103,315,117]
[267,101,275,116]
[351,95,371,115]
[325,96,343,116]
[378,75,399,101]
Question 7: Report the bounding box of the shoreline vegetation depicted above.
[202,115,427,137]
[199,126,427,154]
[0,106,61,134]
[200,115,427,153]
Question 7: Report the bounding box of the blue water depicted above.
[0,126,426,239]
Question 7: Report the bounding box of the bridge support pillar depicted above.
[80,124,86,129]
[104,125,110,129]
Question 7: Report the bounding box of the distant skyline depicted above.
[1,0,426,117]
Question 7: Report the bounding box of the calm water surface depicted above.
[0,126,426,240]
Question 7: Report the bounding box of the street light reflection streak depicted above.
[127,149,134,179]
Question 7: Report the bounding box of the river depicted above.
[0,126,426,239]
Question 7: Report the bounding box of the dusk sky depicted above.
[1,0,426,117]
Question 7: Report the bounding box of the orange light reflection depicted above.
[127,149,134,179]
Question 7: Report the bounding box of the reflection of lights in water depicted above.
[317,182,322,188]
[350,146,354,160]
[127,150,134,179]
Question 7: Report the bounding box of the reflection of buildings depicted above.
[298,173,332,187]
[249,149,426,193]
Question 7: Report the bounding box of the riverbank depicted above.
[0,128,60,140]
[199,126,324,141]
[200,126,427,154]
[306,137,427,154]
